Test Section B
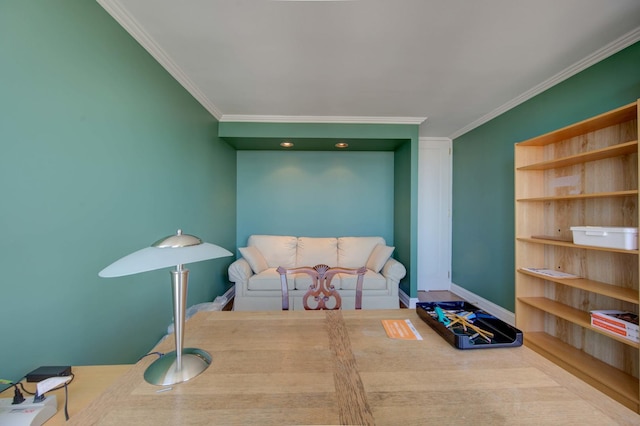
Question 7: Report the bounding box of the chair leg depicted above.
[355,272,364,310]
[277,266,289,311]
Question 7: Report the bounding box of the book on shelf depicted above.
[520,267,579,279]
[590,310,639,343]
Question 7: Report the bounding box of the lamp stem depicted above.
[170,264,189,373]
[143,263,211,386]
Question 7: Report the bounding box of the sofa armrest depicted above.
[228,258,253,283]
[381,257,406,283]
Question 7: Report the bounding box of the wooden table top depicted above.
[70,309,640,425]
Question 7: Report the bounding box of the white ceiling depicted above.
[98,0,640,139]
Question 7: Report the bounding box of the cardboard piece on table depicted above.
[382,319,423,340]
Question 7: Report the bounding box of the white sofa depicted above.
[229,235,406,311]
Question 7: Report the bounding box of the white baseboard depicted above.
[399,289,419,309]
[212,285,236,310]
[449,283,515,326]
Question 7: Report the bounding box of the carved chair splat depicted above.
[276,264,367,310]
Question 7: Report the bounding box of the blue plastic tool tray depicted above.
[416,301,523,349]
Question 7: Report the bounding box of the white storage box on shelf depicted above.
[570,226,639,250]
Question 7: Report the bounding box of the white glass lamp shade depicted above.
[99,231,232,277]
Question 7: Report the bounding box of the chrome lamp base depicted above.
[143,348,212,386]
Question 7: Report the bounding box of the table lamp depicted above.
[99,229,232,386]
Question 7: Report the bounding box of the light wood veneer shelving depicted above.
[518,268,638,303]
[519,296,639,348]
[517,189,638,202]
[524,332,639,412]
[515,100,640,413]
[517,236,640,254]
[517,140,637,170]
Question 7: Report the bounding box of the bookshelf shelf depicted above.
[518,268,638,303]
[525,332,639,411]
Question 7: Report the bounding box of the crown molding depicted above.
[97,0,224,120]
[419,136,451,142]
[448,26,640,140]
[220,114,427,125]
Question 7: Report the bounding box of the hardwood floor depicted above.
[417,290,464,302]
[400,290,464,308]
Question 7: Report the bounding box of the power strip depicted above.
[0,394,57,426]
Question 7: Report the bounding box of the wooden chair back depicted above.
[276,264,366,310]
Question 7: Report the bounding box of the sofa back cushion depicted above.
[366,244,395,273]
[248,235,297,268]
[296,237,338,267]
[239,246,269,274]
[337,236,386,268]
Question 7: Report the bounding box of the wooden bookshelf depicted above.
[514,100,640,412]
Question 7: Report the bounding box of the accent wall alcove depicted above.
[218,121,419,299]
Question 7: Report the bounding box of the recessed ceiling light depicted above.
[335,142,349,148]
[280,141,294,148]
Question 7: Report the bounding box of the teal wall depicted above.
[237,151,394,245]
[452,42,640,311]
[0,1,236,384]
[393,133,419,297]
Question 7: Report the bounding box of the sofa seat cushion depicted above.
[247,268,293,291]
[247,268,386,292]
[338,270,386,290]
[296,237,338,267]
[287,271,341,291]
[293,273,314,290]
[337,236,385,268]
